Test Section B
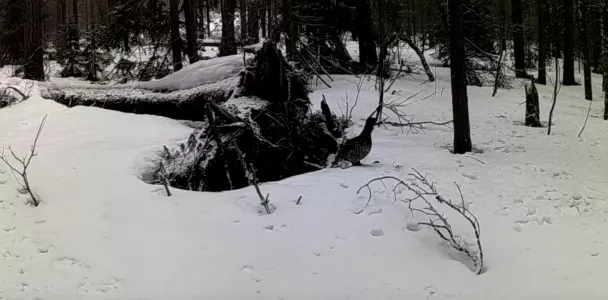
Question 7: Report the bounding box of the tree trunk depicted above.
[184,0,200,63]
[538,0,547,84]
[563,0,576,85]
[240,0,248,42]
[57,0,68,58]
[86,17,97,81]
[267,0,273,37]
[261,3,267,37]
[449,0,472,154]
[206,0,212,37]
[248,0,259,43]
[525,79,542,127]
[603,0,608,119]
[73,0,79,26]
[499,0,507,51]
[356,0,378,66]
[197,0,205,38]
[512,0,528,78]
[170,0,183,71]
[581,0,592,100]
[220,0,237,56]
[284,0,296,60]
[24,0,45,81]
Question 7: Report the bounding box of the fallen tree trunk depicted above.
[153,41,347,192]
[41,77,238,121]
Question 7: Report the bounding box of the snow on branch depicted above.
[0,115,47,207]
[358,169,484,274]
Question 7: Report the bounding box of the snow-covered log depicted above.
[42,78,238,121]
[40,54,252,120]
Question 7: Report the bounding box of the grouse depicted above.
[333,106,381,167]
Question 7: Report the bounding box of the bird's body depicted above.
[335,132,373,166]
[334,107,380,166]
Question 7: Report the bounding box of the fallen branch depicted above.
[357,169,484,274]
[0,115,47,207]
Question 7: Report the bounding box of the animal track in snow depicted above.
[264,224,286,231]
[2,250,21,260]
[461,173,478,180]
[16,282,29,292]
[38,245,54,254]
[241,265,263,282]
[370,228,384,237]
[367,207,383,215]
[78,277,124,293]
[53,257,90,272]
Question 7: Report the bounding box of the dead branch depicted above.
[357,170,484,274]
[158,162,172,197]
[0,115,47,207]
[579,91,593,138]
[233,142,273,214]
[378,91,451,135]
[337,76,363,125]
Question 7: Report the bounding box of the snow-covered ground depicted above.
[2,46,608,299]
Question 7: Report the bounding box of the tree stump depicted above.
[525,78,542,127]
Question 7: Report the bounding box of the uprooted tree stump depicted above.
[155,41,348,192]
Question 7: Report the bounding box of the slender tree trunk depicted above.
[25,0,45,81]
[401,35,434,82]
[57,0,68,58]
[581,0,592,99]
[85,0,89,29]
[284,0,296,60]
[267,0,273,37]
[220,0,237,56]
[512,0,528,78]
[170,0,183,71]
[197,0,205,38]
[449,0,472,154]
[261,3,267,37]
[538,0,547,84]
[248,0,259,43]
[86,16,97,81]
[411,0,416,43]
[240,0,248,42]
[563,0,576,85]
[73,0,79,26]
[356,0,378,67]
[206,0,212,37]
[603,0,608,119]
[184,0,200,63]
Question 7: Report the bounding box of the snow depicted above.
[131,54,249,92]
[3,45,608,299]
